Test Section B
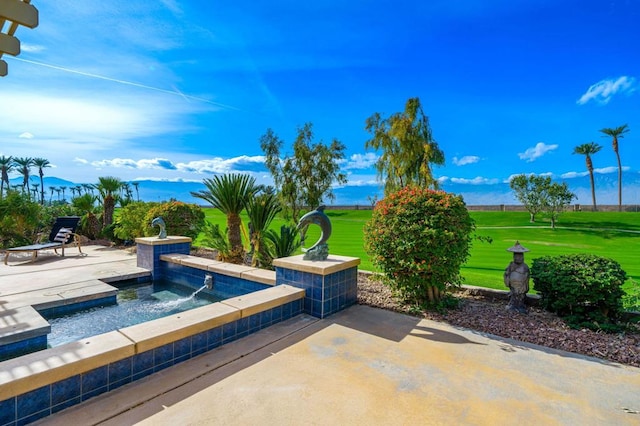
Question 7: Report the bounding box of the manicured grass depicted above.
[195,208,640,292]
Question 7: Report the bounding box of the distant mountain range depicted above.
[10,172,640,207]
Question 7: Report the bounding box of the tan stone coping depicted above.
[221,285,304,318]
[0,285,305,400]
[160,254,276,285]
[273,254,360,275]
[0,305,50,344]
[135,236,192,246]
[0,331,134,401]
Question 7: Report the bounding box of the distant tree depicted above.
[599,124,629,211]
[0,156,13,198]
[13,157,34,194]
[573,142,602,211]
[365,97,445,195]
[260,123,347,222]
[49,186,57,203]
[543,182,576,229]
[191,174,257,264]
[32,157,50,205]
[31,183,40,201]
[509,174,550,222]
[132,182,140,201]
[60,186,67,202]
[96,176,123,228]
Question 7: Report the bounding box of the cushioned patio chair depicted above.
[3,216,84,265]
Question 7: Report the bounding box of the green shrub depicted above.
[113,201,160,242]
[364,186,474,305]
[0,192,42,247]
[143,201,205,240]
[531,254,627,331]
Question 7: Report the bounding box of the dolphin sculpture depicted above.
[151,217,167,239]
[297,206,331,260]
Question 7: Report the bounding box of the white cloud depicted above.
[19,132,34,139]
[450,176,499,185]
[504,171,553,183]
[518,142,558,162]
[344,153,378,170]
[176,155,266,174]
[560,167,626,179]
[452,155,480,166]
[577,76,637,105]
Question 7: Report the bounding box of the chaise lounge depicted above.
[3,216,84,265]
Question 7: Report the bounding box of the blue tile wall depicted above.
[137,242,190,278]
[0,335,48,362]
[276,266,358,318]
[39,295,117,319]
[159,262,270,300]
[0,298,303,425]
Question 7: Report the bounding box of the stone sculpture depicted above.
[151,217,167,239]
[503,241,530,313]
[297,205,331,261]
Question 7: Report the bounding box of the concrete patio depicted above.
[1,245,639,425]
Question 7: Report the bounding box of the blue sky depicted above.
[2,0,639,205]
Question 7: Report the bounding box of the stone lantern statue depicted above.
[503,241,530,313]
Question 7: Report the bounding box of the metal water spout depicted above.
[204,274,213,290]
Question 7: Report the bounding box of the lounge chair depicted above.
[3,216,84,265]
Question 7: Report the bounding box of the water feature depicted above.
[44,279,223,347]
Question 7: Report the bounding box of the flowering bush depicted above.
[364,186,474,304]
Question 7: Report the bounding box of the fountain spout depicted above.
[204,274,213,290]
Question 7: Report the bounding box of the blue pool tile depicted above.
[82,366,108,394]
[222,322,236,342]
[174,337,191,359]
[82,385,108,402]
[133,351,154,375]
[0,397,16,425]
[109,357,132,384]
[192,332,207,355]
[236,317,249,335]
[17,408,50,426]
[51,375,80,406]
[248,313,260,331]
[109,376,132,391]
[154,345,174,366]
[51,396,81,414]
[259,310,272,326]
[207,327,222,350]
[16,385,49,420]
[271,306,283,322]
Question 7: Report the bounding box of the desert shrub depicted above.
[266,224,301,259]
[143,201,205,240]
[531,254,627,331]
[364,186,474,305]
[113,201,160,242]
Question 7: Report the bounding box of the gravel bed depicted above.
[357,273,640,368]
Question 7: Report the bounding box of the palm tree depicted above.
[73,193,101,239]
[60,186,67,202]
[49,186,57,203]
[31,183,40,201]
[573,142,602,211]
[82,183,94,195]
[32,157,50,205]
[12,157,34,194]
[95,176,123,228]
[244,192,282,267]
[191,173,257,264]
[599,124,629,212]
[132,182,140,201]
[0,155,13,198]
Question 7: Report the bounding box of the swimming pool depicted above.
[44,280,223,347]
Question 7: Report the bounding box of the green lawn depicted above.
[195,208,640,292]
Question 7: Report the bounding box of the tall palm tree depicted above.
[60,186,67,202]
[132,182,140,201]
[49,186,57,203]
[31,183,40,201]
[0,155,13,198]
[13,157,34,194]
[191,173,257,264]
[599,124,629,212]
[573,142,602,211]
[82,183,94,195]
[32,157,51,205]
[95,176,123,228]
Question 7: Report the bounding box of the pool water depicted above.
[45,280,223,347]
